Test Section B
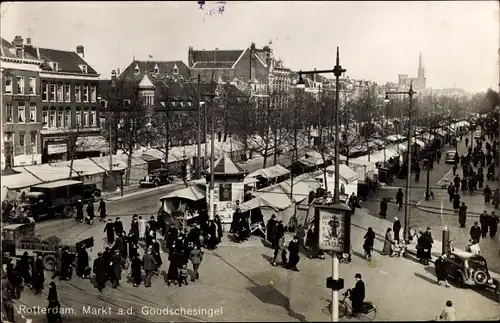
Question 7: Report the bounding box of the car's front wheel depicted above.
[473,270,488,285]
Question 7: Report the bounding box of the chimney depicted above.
[26,38,32,46]
[117,68,120,76]
[13,35,23,47]
[76,45,84,58]
[111,70,117,80]
[188,46,194,67]
[250,42,256,51]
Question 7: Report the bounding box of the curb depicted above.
[106,181,185,201]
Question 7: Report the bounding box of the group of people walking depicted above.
[265,215,301,271]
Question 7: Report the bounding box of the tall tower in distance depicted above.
[417,53,426,93]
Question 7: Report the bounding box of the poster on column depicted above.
[206,181,245,224]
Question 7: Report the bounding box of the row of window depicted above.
[41,107,97,129]
[4,131,37,156]
[5,103,37,123]
[41,82,97,103]
[4,76,37,95]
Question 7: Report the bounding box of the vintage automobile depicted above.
[9,180,99,222]
[1,222,93,271]
[436,250,493,287]
[444,150,458,164]
[140,168,173,188]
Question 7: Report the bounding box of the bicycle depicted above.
[328,289,377,321]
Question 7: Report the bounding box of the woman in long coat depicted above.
[363,227,376,260]
[130,253,142,287]
[382,228,394,256]
[127,231,139,261]
[151,240,162,270]
[76,246,89,278]
[167,245,179,285]
[104,219,115,244]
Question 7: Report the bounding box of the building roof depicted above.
[192,61,234,69]
[33,179,82,189]
[23,45,98,75]
[207,155,246,175]
[0,37,38,60]
[119,60,190,82]
[192,50,244,64]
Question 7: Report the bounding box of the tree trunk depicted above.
[126,147,133,186]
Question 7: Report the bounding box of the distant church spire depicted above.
[419,52,423,68]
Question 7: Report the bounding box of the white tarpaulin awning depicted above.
[1,172,42,190]
[247,164,290,179]
[160,185,206,201]
[318,164,359,183]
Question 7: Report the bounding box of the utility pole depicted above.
[197,74,202,178]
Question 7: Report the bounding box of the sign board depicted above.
[11,95,31,101]
[47,143,67,155]
[316,205,351,253]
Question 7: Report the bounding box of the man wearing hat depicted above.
[350,273,365,317]
[76,199,84,223]
[92,252,107,292]
[266,214,277,248]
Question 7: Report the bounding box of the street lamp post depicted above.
[297,47,346,323]
[384,83,416,244]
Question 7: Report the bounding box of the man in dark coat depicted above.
[167,226,179,250]
[350,273,365,317]
[92,252,107,291]
[157,213,167,237]
[130,253,142,287]
[114,217,124,236]
[453,175,461,191]
[469,222,481,243]
[150,240,162,273]
[130,214,140,238]
[98,198,106,222]
[6,259,21,299]
[458,203,468,227]
[286,236,300,271]
[113,233,126,260]
[60,248,72,281]
[46,282,62,323]
[206,220,218,249]
[104,219,115,244]
[396,188,404,211]
[19,251,32,286]
[434,255,450,287]
[266,215,277,248]
[379,198,388,218]
[490,211,499,238]
[127,231,139,261]
[393,217,402,243]
[447,184,455,202]
[76,199,84,223]
[414,164,420,183]
[188,224,201,247]
[142,249,156,288]
[493,188,500,209]
[110,250,122,288]
[32,254,45,294]
[102,247,113,280]
[479,210,490,238]
[148,215,157,233]
[484,185,492,204]
[214,215,223,243]
[76,246,90,279]
[86,201,95,224]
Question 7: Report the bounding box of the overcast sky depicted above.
[1,1,498,92]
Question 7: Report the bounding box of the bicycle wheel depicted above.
[328,301,349,318]
[364,308,377,321]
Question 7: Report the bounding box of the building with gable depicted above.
[19,37,104,163]
[1,36,44,168]
[188,43,291,96]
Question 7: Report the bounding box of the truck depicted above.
[1,222,94,271]
[10,180,101,222]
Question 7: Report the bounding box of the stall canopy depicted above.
[50,158,104,176]
[352,144,401,164]
[160,185,206,201]
[240,186,296,225]
[1,172,42,190]
[319,164,359,183]
[18,164,70,182]
[297,150,346,167]
[385,134,406,142]
[247,164,290,179]
[90,155,128,172]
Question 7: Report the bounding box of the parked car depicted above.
[436,251,493,288]
[444,150,457,164]
[139,169,173,188]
